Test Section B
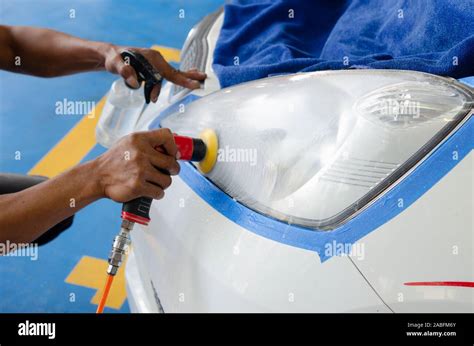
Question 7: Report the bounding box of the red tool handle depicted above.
[173,135,206,161]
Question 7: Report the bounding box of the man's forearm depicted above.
[0,127,181,247]
[0,160,103,245]
[0,25,111,77]
[0,25,206,93]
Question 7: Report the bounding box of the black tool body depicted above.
[120,50,163,104]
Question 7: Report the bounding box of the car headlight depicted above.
[169,7,222,101]
[161,70,473,229]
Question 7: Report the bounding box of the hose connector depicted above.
[107,219,134,276]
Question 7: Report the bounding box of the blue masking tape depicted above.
[459,76,474,87]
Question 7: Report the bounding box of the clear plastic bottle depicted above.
[96,79,145,148]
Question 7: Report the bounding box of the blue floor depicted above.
[0,0,222,313]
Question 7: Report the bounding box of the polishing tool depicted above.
[173,129,219,174]
[97,129,218,313]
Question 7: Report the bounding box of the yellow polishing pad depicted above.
[198,128,218,174]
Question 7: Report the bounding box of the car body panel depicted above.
[128,174,392,312]
[349,152,473,312]
[121,12,473,313]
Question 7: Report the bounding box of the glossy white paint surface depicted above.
[350,152,473,312]
[127,174,391,312]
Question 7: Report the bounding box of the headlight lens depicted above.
[161,70,473,229]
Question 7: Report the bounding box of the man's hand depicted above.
[0,25,207,99]
[94,128,180,203]
[103,45,206,102]
[0,128,180,244]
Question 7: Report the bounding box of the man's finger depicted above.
[146,128,178,157]
[115,56,140,88]
[183,69,207,81]
[147,151,180,176]
[172,70,201,89]
[140,49,204,90]
[142,181,165,200]
[145,167,173,190]
[150,84,161,103]
[160,64,201,89]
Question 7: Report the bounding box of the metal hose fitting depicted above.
[107,219,134,276]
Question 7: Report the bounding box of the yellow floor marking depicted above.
[28,98,106,178]
[65,255,127,310]
[152,45,181,62]
[26,45,180,308]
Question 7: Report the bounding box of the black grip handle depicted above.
[120,50,163,104]
[122,197,153,225]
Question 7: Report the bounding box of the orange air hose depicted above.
[96,274,115,313]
